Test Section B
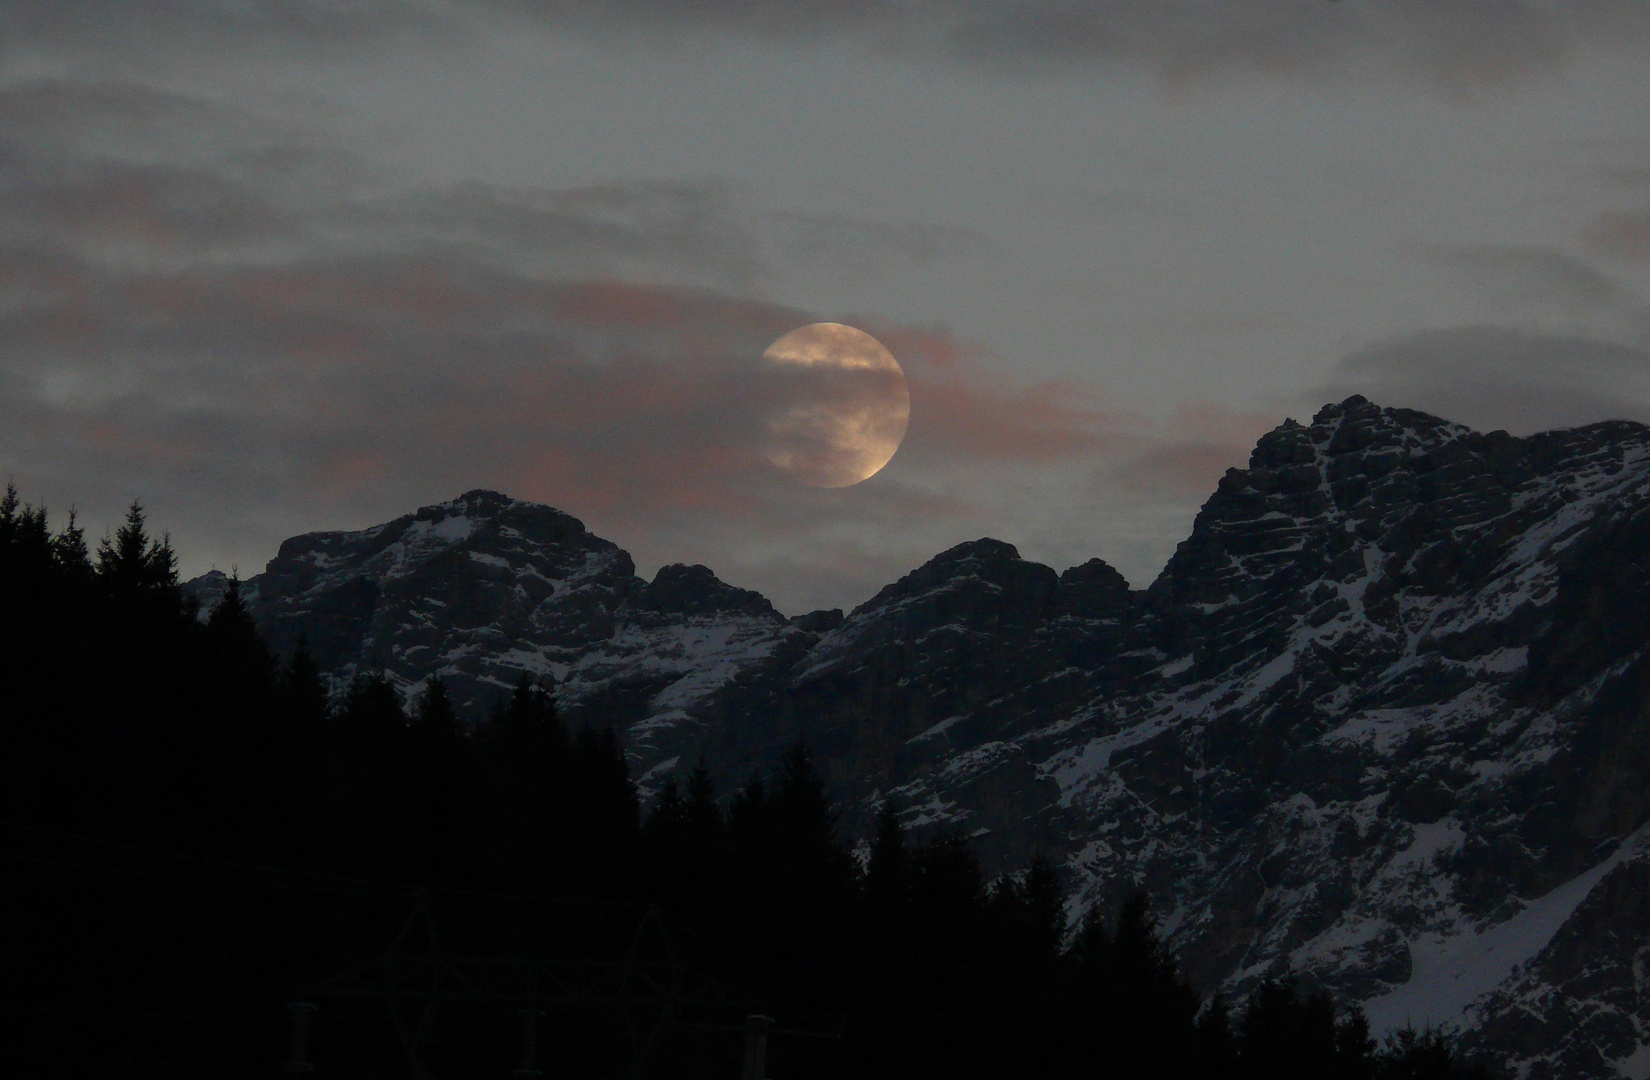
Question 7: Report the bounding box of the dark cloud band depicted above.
[6,2,1646,91]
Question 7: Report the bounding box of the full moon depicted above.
[757,323,911,488]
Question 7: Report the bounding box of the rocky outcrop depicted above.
[192,489,819,780]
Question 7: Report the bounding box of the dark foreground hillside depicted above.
[0,487,1483,1079]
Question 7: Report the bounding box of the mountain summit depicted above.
[211,488,821,771]
[193,399,1650,1078]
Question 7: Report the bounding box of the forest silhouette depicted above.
[0,487,1490,1079]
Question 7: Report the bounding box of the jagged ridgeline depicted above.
[1,482,1472,1080]
[3,478,1485,1080]
[192,396,1650,1078]
[9,391,1648,1076]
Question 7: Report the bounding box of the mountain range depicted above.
[189,396,1650,1080]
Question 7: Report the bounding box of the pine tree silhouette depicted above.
[97,499,179,596]
[413,675,458,737]
[205,575,277,701]
[865,799,910,908]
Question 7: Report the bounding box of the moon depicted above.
[757,323,910,488]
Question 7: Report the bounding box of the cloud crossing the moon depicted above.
[756,323,911,488]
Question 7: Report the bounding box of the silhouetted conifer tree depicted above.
[1236,978,1345,1080]
[1377,1028,1492,1080]
[483,674,564,880]
[50,508,91,579]
[339,668,405,740]
[865,799,910,908]
[278,638,329,730]
[413,675,457,737]
[1198,995,1240,1080]
[569,723,639,898]
[204,575,277,702]
[97,499,180,597]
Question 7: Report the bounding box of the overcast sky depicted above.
[5,1,1650,614]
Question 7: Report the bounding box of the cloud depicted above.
[550,0,1647,92]
[0,82,348,266]
[1584,210,1650,261]
[1572,140,1650,263]
[0,80,769,290]
[1110,402,1279,498]
[1328,244,1650,434]
[0,75,1136,612]
[0,1,460,63]
[767,211,983,279]
[7,1,1647,93]
[1324,325,1650,434]
[1425,244,1621,309]
[902,376,1136,464]
[1420,244,1650,341]
[359,181,765,292]
[0,241,1117,519]
[1113,441,1245,499]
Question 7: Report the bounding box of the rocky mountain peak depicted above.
[1145,398,1560,680]
[1307,394,1468,457]
[1056,557,1134,619]
[185,568,234,618]
[198,494,810,762]
[442,488,517,515]
[844,538,1059,634]
[630,563,777,620]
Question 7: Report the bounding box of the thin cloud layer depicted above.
[1582,149,1650,263]
[767,212,984,281]
[1321,241,1650,435]
[1112,403,1281,498]
[1421,244,1650,343]
[904,376,1130,463]
[1326,326,1650,435]
[13,10,1646,610]
[1585,210,1650,261]
[8,1,1647,92]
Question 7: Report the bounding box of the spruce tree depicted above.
[340,669,404,734]
[414,675,457,737]
[50,508,91,578]
[279,638,330,730]
[204,575,276,699]
[97,499,179,595]
[865,799,910,907]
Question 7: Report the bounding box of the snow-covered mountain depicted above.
[196,489,829,775]
[191,397,1650,1078]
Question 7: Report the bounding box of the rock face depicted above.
[207,489,820,774]
[191,399,1650,1078]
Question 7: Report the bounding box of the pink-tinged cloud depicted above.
[1111,402,1279,497]
[906,376,1135,462]
[312,450,392,498]
[865,324,966,372]
[1166,402,1284,453]
[1114,441,1249,498]
[12,239,1092,546]
[1583,210,1650,262]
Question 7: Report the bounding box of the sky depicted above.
[5,1,1650,615]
